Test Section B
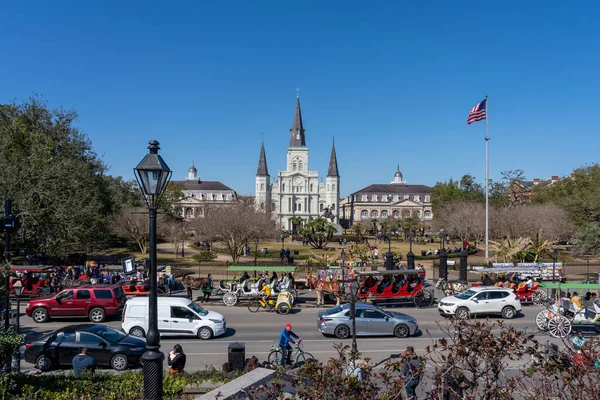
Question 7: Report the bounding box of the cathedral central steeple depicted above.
[289,96,306,147]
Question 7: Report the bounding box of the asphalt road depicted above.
[16,293,569,373]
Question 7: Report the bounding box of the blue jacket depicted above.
[278,328,299,347]
[72,354,96,376]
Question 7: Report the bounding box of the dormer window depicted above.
[393,195,399,202]
[414,195,420,202]
[404,195,409,199]
[425,195,430,202]
[361,195,368,201]
[371,195,378,201]
[382,195,388,202]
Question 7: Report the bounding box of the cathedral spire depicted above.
[256,141,269,176]
[289,96,306,147]
[327,140,339,177]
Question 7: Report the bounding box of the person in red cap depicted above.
[278,323,301,366]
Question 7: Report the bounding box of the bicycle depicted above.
[267,341,315,367]
[247,296,277,313]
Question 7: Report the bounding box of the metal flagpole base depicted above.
[142,348,165,400]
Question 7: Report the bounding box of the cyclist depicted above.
[260,279,272,308]
[278,323,301,366]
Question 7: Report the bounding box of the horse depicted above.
[306,272,341,306]
[435,278,467,297]
[183,275,210,291]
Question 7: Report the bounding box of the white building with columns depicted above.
[255,96,340,231]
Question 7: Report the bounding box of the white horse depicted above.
[435,278,467,297]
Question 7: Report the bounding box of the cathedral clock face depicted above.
[293,176,304,185]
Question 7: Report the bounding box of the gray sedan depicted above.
[317,303,419,338]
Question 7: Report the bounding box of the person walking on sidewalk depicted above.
[400,346,422,400]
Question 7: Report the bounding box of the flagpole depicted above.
[485,94,489,260]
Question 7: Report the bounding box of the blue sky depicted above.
[1,1,598,197]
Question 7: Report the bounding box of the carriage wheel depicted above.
[547,315,572,338]
[223,292,238,307]
[413,290,434,308]
[532,291,547,306]
[535,310,549,331]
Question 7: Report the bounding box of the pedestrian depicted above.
[168,272,175,296]
[72,347,97,377]
[167,344,186,374]
[202,274,213,303]
[400,346,422,400]
[278,323,301,366]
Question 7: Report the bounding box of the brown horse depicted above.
[306,272,341,306]
[183,275,209,290]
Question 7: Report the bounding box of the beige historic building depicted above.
[173,163,238,219]
[339,167,432,226]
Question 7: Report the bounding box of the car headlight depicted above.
[209,319,223,324]
[408,320,417,325]
[441,302,454,307]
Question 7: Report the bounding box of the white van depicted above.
[122,297,226,340]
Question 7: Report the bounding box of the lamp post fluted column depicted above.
[135,140,171,400]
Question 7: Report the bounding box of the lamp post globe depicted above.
[134,140,172,400]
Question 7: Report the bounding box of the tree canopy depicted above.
[0,97,131,260]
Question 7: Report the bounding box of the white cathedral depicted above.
[255,96,340,231]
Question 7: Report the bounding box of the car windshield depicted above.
[455,289,477,300]
[323,305,344,316]
[189,302,208,316]
[91,326,127,342]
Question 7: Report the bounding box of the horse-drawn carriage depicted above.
[470,267,550,305]
[10,266,55,297]
[355,269,434,308]
[535,282,600,338]
[218,266,297,307]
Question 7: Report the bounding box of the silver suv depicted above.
[438,286,522,319]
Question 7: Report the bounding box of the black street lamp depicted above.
[281,233,285,249]
[552,249,559,283]
[350,279,359,355]
[407,230,415,269]
[134,140,172,400]
[439,230,445,250]
[254,237,259,267]
[340,248,346,267]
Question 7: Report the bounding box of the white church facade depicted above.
[255,96,340,231]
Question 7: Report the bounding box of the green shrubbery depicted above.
[192,251,217,262]
[0,369,238,400]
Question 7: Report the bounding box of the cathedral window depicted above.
[282,184,286,192]
[299,161,303,170]
[310,184,314,191]
[361,210,368,218]
[332,184,336,191]
[293,162,297,171]
[260,183,264,191]
[327,185,330,191]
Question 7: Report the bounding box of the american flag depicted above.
[467,99,487,124]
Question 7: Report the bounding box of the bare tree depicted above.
[163,218,190,258]
[490,204,574,243]
[435,201,483,246]
[189,199,277,262]
[110,207,168,253]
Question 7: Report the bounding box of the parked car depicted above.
[317,303,418,338]
[122,296,226,340]
[25,284,126,323]
[24,324,146,371]
[438,286,522,319]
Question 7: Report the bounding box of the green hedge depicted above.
[0,369,239,400]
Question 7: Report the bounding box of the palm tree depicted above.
[289,216,304,234]
[489,236,532,262]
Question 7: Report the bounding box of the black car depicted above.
[24,324,146,371]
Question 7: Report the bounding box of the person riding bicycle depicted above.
[278,323,301,366]
[260,280,272,307]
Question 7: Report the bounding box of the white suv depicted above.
[438,286,521,319]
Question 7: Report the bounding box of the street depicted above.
[16,293,563,373]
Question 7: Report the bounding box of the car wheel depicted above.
[455,307,470,320]
[129,327,146,338]
[111,354,129,371]
[198,326,213,340]
[334,325,350,339]
[35,354,53,371]
[32,308,49,323]
[89,307,106,323]
[394,324,410,338]
[502,306,516,319]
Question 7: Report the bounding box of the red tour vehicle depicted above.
[120,279,165,296]
[356,269,433,308]
[10,266,55,297]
